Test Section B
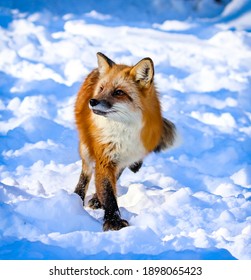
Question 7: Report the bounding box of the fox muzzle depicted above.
[89,99,113,116]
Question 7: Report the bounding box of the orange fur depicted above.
[138,83,163,151]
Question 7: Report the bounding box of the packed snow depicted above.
[0,0,251,260]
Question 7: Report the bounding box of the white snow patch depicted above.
[231,166,251,187]
[190,112,236,133]
[2,140,59,158]
[153,20,196,31]
[85,10,112,21]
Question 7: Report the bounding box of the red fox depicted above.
[74,52,176,231]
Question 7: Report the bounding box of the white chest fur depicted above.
[92,113,147,168]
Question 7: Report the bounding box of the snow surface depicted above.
[0,0,251,260]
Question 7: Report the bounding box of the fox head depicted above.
[89,52,155,123]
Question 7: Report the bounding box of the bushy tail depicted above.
[154,118,176,152]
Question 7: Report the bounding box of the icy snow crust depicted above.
[0,0,251,260]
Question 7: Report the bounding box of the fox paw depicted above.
[103,218,129,231]
[88,194,103,209]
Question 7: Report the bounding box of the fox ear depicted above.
[97,52,115,76]
[130,58,154,87]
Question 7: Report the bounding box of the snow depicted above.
[0,0,251,260]
[218,0,251,30]
[153,20,196,31]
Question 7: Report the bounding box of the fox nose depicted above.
[89,99,100,107]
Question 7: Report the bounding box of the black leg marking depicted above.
[74,171,90,203]
[129,161,143,173]
[88,193,103,209]
[102,178,129,231]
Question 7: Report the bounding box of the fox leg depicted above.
[74,160,92,204]
[95,161,129,231]
[88,193,102,209]
[89,167,124,209]
[90,161,143,210]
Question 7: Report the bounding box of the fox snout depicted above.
[89,98,113,116]
[89,98,112,109]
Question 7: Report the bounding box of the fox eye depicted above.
[113,89,125,97]
[100,86,104,92]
